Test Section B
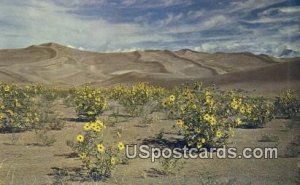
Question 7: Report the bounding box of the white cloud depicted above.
[156,12,184,26]
[201,15,230,29]
[0,0,172,50]
[279,6,300,13]
[278,25,300,35]
[187,10,204,19]
[193,36,300,57]
[105,47,144,53]
[260,6,300,16]
[229,0,286,13]
[0,0,299,57]
[242,16,295,24]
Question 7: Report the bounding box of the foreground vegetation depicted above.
[0,81,299,183]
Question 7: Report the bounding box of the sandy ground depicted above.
[0,101,299,185]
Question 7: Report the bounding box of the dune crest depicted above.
[0,43,298,93]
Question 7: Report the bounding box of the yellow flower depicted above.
[197,142,202,149]
[15,100,21,107]
[110,157,117,165]
[201,138,206,143]
[246,107,252,114]
[169,95,175,102]
[97,144,105,153]
[93,125,101,132]
[87,111,94,115]
[208,99,214,107]
[76,134,84,143]
[83,123,91,131]
[25,117,30,123]
[176,119,184,127]
[7,110,14,116]
[90,122,102,132]
[191,104,197,109]
[205,90,211,97]
[209,116,217,125]
[79,152,87,159]
[203,114,210,121]
[117,142,125,151]
[232,104,238,110]
[95,119,104,127]
[4,85,10,92]
[216,130,222,138]
[162,100,168,107]
[240,107,246,114]
[235,117,242,125]
[206,95,211,102]
[195,128,201,133]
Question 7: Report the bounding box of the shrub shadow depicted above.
[54,152,78,158]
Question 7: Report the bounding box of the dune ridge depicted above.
[0,42,298,93]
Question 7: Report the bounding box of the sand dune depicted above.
[201,60,300,95]
[0,42,298,92]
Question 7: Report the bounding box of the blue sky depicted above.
[0,0,299,57]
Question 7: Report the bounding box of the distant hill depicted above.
[0,42,298,94]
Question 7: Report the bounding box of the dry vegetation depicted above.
[0,81,299,185]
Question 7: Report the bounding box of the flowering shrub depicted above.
[163,83,238,148]
[0,83,41,131]
[111,82,165,116]
[162,83,275,148]
[237,96,274,128]
[74,86,108,121]
[69,119,125,180]
[274,89,300,118]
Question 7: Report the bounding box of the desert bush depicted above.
[34,88,66,130]
[274,89,300,119]
[231,94,274,128]
[162,83,238,148]
[62,87,77,107]
[162,82,275,148]
[38,111,65,130]
[68,118,125,180]
[34,129,57,146]
[159,157,184,175]
[73,86,108,121]
[111,82,165,117]
[0,82,41,132]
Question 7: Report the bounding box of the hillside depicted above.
[0,43,298,93]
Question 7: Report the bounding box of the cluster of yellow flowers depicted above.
[74,86,108,121]
[70,118,126,180]
[83,119,107,132]
[275,89,300,118]
[162,83,276,148]
[229,92,274,128]
[0,82,41,131]
[162,94,176,107]
[231,97,242,110]
[203,113,217,125]
[162,86,233,147]
[111,82,166,116]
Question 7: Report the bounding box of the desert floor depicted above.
[0,99,299,185]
